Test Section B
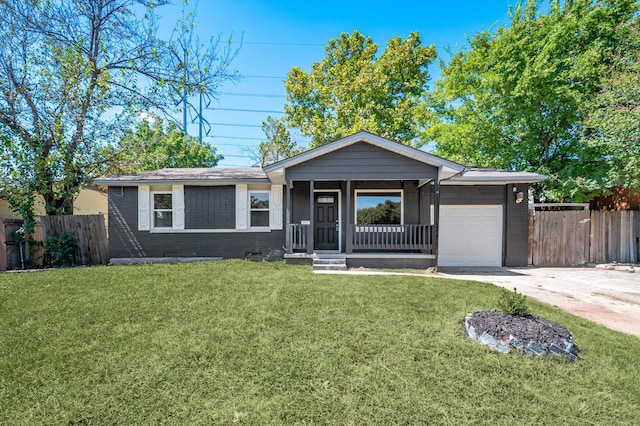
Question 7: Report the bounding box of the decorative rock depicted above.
[509,335,524,350]
[496,342,511,353]
[549,343,566,356]
[464,311,578,361]
[479,331,497,348]
[563,340,574,354]
[465,315,477,339]
[527,341,547,356]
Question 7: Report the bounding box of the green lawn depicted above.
[1,260,639,424]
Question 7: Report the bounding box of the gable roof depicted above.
[263,131,465,183]
[263,131,546,185]
[94,167,269,186]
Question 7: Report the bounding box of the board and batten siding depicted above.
[285,142,438,181]
[107,186,285,259]
[185,186,235,229]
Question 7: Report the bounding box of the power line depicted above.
[220,92,285,98]
[243,75,285,79]
[231,41,324,47]
[212,135,312,143]
[210,107,284,114]
[221,154,254,158]
[211,122,263,128]
[211,142,256,147]
[214,135,264,141]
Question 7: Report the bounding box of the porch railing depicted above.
[289,223,308,251]
[351,224,433,251]
[287,223,433,252]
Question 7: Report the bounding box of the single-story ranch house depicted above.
[95,131,546,269]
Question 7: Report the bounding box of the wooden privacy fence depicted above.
[40,214,109,266]
[1,214,108,271]
[0,219,45,270]
[529,210,640,266]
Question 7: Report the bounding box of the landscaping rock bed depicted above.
[465,310,578,361]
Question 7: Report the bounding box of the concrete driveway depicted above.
[439,266,640,338]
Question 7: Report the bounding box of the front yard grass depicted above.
[1,260,639,424]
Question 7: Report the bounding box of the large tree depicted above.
[271,30,436,148]
[583,16,640,194]
[248,116,305,167]
[0,0,237,219]
[428,0,638,201]
[104,117,223,175]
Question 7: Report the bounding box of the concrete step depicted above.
[313,258,347,265]
[313,253,346,259]
[313,263,348,271]
[313,255,347,271]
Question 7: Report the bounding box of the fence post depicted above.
[0,219,6,272]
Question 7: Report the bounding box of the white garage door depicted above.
[439,205,503,267]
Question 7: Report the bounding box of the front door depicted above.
[314,192,339,250]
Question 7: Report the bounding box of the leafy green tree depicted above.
[281,31,436,148]
[105,117,223,175]
[428,0,637,201]
[0,0,237,220]
[250,116,305,167]
[357,200,401,225]
[583,16,640,193]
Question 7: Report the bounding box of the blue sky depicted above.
[154,0,518,167]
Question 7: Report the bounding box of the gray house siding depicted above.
[185,186,235,229]
[504,184,530,267]
[440,185,529,267]
[108,186,285,259]
[286,142,438,181]
[440,185,503,205]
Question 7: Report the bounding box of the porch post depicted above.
[307,179,314,254]
[433,176,441,267]
[285,180,292,253]
[345,179,352,254]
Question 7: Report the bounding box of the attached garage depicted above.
[438,205,503,267]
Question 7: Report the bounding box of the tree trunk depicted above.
[43,194,74,216]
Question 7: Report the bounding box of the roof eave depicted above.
[94,178,271,186]
[442,175,548,185]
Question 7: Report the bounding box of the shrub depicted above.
[44,232,76,267]
[497,287,531,316]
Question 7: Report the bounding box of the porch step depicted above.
[313,254,348,271]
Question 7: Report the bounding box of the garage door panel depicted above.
[439,205,503,267]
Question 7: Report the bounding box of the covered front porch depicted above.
[282,178,439,269]
[260,132,465,269]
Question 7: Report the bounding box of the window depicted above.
[355,191,403,225]
[249,191,269,227]
[317,195,335,204]
[152,192,173,228]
